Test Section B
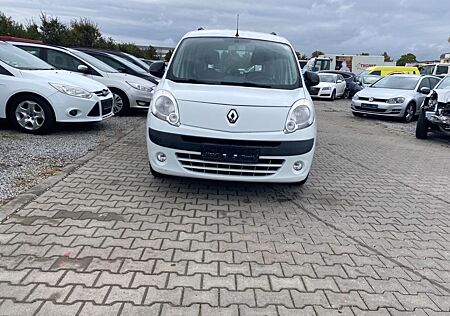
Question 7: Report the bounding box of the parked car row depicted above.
[0,40,157,134]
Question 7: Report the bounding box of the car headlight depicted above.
[49,83,93,99]
[151,90,180,126]
[322,87,331,90]
[127,81,154,93]
[284,99,315,133]
[352,94,359,100]
[386,97,405,104]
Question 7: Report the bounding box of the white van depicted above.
[419,63,450,77]
[146,30,319,184]
[10,42,155,115]
[0,42,113,134]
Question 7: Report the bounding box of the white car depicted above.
[146,29,319,184]
[0,42,113,134]
[10,42,155,115]
[309,73,346,100]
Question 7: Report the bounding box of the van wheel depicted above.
[330,90,336,101]
[415,111,429,139]
[402,103,415,123]
[110,89,129,116]
[9,95,55,134]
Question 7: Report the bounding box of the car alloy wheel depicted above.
[112,93,124,114]
[404,103,415,123]
[15,100,46,131]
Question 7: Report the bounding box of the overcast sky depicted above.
[2,0,449,60]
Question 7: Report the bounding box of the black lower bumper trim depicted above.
[149,128,314,156]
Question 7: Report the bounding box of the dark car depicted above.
[348,74,382,98]
[318,70,355,98]
[105,50,152,72]
[75,48,158,84]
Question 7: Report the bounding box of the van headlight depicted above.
[49,83,93,99]
[284,99,315,133]
[151,90,180,126]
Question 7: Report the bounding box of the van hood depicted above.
[435,89,450,103]
[358,87,413,99]
[159,79,307,133]
[20,69,107,92]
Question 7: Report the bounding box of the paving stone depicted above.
[35,302,82,316]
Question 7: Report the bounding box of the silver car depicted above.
[351,74,441,123]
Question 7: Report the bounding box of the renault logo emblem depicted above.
[227,109,239,124]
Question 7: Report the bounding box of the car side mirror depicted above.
[304,71,320,88]
[337,79,343,83]
[420,87,431,94]
[149,61,166,79]
[77,65,89,73]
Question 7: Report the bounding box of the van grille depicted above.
[176,152,284,177]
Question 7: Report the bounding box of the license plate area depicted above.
[201,145,259,163]
[361,103,378,109]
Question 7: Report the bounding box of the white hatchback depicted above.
[146,30,319,184]
[0,42,113,134]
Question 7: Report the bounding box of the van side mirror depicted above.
[420,87,431,94]
[304,71,320,87]
[77,64,89,73]
[149,61,166,79]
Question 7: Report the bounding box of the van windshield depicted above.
[167,37,301,90]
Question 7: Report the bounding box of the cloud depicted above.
[2,0,449,60]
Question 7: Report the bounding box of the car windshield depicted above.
[112,55,148,74]
[435,76,450,90]
[319,74,336,83]
[363,76,380,85]
[71,49,118,73]
[167,37,301,90]
[0,42,53,70]
[371,76,419,90]
[123,52,150,71]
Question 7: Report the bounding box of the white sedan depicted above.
[309,73,346,100]
[0,42,113,134]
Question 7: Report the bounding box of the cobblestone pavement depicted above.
[0,99,449,315]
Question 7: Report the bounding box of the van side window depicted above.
[436,65,449,75]
[370,70,381,76]
[46,49,85,72]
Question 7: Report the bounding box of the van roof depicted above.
[182,29,291,45]
[367,66,419,70]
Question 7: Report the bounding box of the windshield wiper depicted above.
[170,78,216,85]
[219,81,273,88]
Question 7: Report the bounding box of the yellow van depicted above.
[365,66,420,76]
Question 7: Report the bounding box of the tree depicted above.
[295,51,307,60]
[383,52,392,62]
[164,49,174,62]
[39,13,69,45]
[143,46,158,60]
[396,53,417,66]
[69,18,102,47]
[311,50,324,58]
[0,11,28,37]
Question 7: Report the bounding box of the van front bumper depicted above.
[147,128,315,183]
